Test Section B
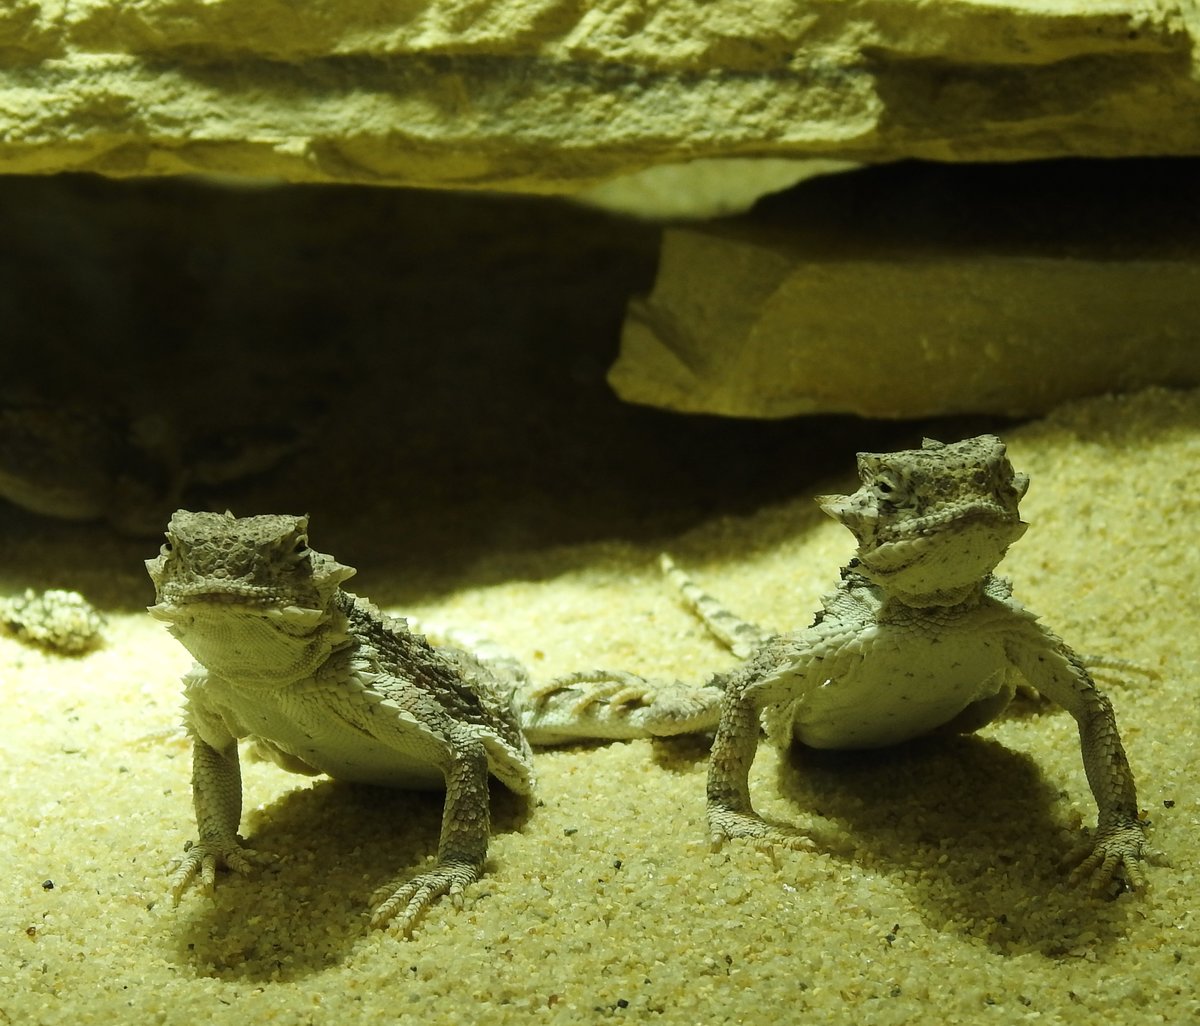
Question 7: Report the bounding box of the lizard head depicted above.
[817,435,1029,605]
[146,510,357,684]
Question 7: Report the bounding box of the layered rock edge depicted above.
[2,1,1199,189]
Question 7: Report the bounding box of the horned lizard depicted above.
[146,510,537,935]
[0,588,104,654]
[0,401,313,535]
[536,435,1147,890]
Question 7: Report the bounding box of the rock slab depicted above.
[609,161,1200,418]
[2,2,1199,191]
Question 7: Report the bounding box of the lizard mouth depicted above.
[148,587,327,628]
[154,579,324,606]
[857,511,1028,599]
[868,502,1007,551]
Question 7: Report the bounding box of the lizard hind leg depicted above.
[519,670,724,744]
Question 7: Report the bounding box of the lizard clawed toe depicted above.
[169,839,258,903]
[370,859,481,934]
[1065,823,1149,893]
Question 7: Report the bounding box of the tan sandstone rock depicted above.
[1,2,1198,193]
[609,161,1200,418]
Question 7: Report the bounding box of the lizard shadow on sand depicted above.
[765,727,1141,958]
[637,714,1141,959]
[167,777,531,981]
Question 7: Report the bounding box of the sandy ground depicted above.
[2,383,1197,1026]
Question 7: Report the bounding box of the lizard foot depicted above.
[370,857,482,935]
[527,671,655,715]
[707,805,816,854]
[1065,822,1148,892]
[169,837,258,902]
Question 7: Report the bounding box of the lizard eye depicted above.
[872,469,903,502]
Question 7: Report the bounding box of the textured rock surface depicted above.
[1,2,1199,192]
[610,161,1200,419]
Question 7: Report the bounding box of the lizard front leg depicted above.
[370,731,492,935]
[170,737,257,902]
[1069,686,1147,889]
[1006,626,1147,890]
[706,667,814,851]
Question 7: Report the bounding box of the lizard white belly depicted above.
[216,681,451,790]
[786,622,1013,749]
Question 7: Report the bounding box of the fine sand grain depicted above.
[2,386,1196,1026]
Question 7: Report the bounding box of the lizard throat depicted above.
[151,601,349,686]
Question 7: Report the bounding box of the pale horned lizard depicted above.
[1,401,313,535]
[0,588,104,654]
[147,511,536,934]
[538,435,1148,890]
